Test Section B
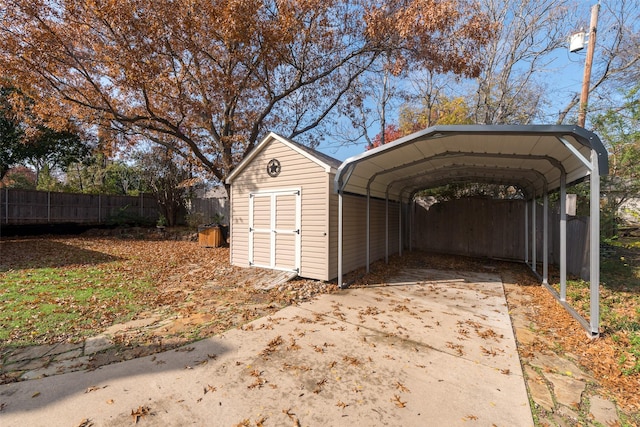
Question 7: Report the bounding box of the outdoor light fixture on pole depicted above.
[570,3,600,128]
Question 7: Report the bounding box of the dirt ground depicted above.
[1,230,639,422]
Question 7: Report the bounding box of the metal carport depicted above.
[334,125,609,337]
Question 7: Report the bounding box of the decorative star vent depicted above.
[267,159,281,177]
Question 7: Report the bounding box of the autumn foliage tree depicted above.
[0,0,495,191]
[367,124,404,150]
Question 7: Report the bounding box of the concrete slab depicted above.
[0,269,533,426]
[84,335,114,355]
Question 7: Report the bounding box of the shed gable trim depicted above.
[226,132,336,183]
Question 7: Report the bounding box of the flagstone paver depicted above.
[589,395,620,426]
[531,353,594,382]
[545,372,586,408]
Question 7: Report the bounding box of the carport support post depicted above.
[407,195,416,252]
[385,193,389,263]
[524,201,529,264]
[338,192,343,288]
[543,188,549,285]
[560,172,567,301]
[398,196,403,256]
[532,191,537,273]
[366,188,370,273]
[590,150,600,335]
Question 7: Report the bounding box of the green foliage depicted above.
[0,87,25,180]
[592,85,640,235]
[105,205,156,227]
[1,166,36,189]
[185,212,205,229]
[65,154,147,195]
[0,85,91,183]
[417,183,524,201]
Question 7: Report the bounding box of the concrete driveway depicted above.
[0,269,533,426]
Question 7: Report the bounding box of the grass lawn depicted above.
[0,234,313,350]
[0,236,189,347]
[556,237,640,375]
[0,266,154,345]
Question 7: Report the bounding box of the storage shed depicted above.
[226,132,399,281]
[227,125,609,336]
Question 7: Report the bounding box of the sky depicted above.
[314,52,591,163]
[314,1,609,163]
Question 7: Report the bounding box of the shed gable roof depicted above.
[226,132,341,184]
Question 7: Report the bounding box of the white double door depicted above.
[248,189,301,273]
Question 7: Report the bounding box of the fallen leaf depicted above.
[391,394,406,408]
[283,409,301,427]
[395,381,410,393]
[131,405,151,424]
[31,392,41,398]
[76,419,93,427]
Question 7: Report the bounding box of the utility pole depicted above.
[577,3,600,128]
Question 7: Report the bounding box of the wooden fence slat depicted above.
[0,188,228,228]
[0,189,160,225]
[413,198,590,279]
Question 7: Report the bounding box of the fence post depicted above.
[140,192,143,218]
[48,191,51,223]
[98,194,101,223]
[4,187,8,224]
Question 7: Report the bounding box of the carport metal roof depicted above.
[333,125,609,337]
[335,125,608,200]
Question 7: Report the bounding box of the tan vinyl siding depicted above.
[328,193,401,280]
[230,139,331,281]
[230,185,249,267]
[328,188,338,278]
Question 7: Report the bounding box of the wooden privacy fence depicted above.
[412,198,590,279]
[0,188,229,227]
[0,188,159,225]
[187,196,229,223]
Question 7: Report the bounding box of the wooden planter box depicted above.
[198,226,223,248]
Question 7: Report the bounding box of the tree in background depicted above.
[64,151,147,196]
[136,147,192,227]
[21,126,92,188]
[0,86,25,180]
[472,0,573,125]
[367,124,404,150]
[1,85,91,186]
[399,96,473,133]
[0,166,36,189]
[593,84,640,235]
[1,0,494,193]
